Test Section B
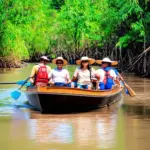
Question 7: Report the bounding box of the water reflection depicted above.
[28,109,118,149]
[0,65,150,150]
[29,119,73,144]
[96,114,117,149]
[123,104,150,117]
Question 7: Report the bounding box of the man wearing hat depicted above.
[49,57,71,87]
[95,57,119,90]
[30,56,51,86]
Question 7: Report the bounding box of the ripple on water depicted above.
[0,88,30,117]
[0,69,150,150]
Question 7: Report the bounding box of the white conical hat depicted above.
[96,57,118,66]
[40,56,49,61]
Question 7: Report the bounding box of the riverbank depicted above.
[0,57,28,68]
[0,57,149,78]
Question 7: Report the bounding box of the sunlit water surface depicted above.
[0,64,150,150]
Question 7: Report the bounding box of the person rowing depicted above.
[71,56,95,90]
[95,57,120,90]
[30,56,51,86]
[49,57,71,87]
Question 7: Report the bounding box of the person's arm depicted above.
[95,70,100,81]
[115,78,121,86]
[95,74,100,81]
[91,69,99,90]
[30,66,36,84]
[71,68,78,82]
[66,70,71,83]
[48,70,54,85]
[72,76,78,82]
[47,66,51,74]
[116,73,124,87]
[47,66,52,84]
[110,70,120,86]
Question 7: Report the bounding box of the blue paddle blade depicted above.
[11,90,21,100]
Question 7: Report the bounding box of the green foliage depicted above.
[49,0,120,53]
[115,0,150,48]
[0,0,150,64]
[0,0,52,60]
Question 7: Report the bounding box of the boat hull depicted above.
[25,86,123,113]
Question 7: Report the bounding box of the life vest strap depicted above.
[103,68,113,85]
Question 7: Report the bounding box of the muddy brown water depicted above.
[0,64,150,150]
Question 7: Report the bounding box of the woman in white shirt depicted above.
[71,56,95,90]
[49,57,71,87]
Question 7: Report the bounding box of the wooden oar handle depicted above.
[118,73,136,97]
[0,82,17,84]
[117,73,125,82]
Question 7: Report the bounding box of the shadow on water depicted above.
[123,104,150,117]
[39,106,102,114]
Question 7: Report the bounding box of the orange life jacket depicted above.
[35,66,49,85]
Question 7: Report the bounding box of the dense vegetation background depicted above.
[0,0,150,77]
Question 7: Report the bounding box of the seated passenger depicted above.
[71,56,95,90]
[49,57,71,87]
[95,58,119,90]
[30,56,51,86]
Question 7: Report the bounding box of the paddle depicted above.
[0,80,31,86]
[118,73,136,97]
[11,77,31,100]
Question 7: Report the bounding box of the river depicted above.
[0,64,150,150]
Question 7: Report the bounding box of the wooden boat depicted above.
[25,84,123,113]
